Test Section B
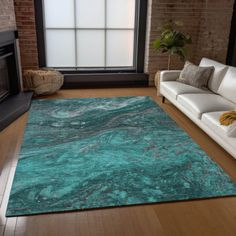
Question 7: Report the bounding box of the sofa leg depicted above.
[162,96,165,103]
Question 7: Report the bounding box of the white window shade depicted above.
[44,0,74,28]
[44,0,136,68]
[76,0,105,28]
[77,30,105,67]
[106,0,136,28]
[106,30,134,67]
[46,30,76,67]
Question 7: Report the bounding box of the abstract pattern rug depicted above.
[6,96,236,216]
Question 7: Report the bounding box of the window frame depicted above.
[34,0,147,74]
[227,0,236,66]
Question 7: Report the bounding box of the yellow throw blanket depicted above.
[220,110,236,126]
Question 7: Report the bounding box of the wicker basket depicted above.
[23,69,64,96]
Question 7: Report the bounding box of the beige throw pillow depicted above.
[177,61,214,89]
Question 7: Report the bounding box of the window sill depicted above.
[62,72,149,88]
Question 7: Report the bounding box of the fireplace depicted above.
[0,58,10,102]
[0,31,32,131]
[0,40,21,102]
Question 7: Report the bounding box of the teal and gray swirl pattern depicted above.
[6,96,236,216]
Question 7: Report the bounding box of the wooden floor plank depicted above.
[0,226,4,236]
[3,217,17,236]
[0,196,3,207]
[0,166,11,200]
[155,198,236,236]
[1,88,236,236]
[0,167,16,227]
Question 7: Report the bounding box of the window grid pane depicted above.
[76,0,105,28]
[43,0,136,68]
[77,30,105,67]
[44,0,74,28]
[45,30,76,67]
[106,30,134,67]
[106,0,136,28]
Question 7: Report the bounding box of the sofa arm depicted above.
[160,70,181,82]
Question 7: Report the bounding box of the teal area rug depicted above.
[6,96,236,216]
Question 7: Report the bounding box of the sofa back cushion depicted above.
[218,66,236,104]
[199,58,228,93]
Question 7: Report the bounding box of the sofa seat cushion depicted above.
[161,81,212,99]
[202,111,236,138]
[177,94,236,119]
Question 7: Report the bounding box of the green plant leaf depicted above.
[152,20,192,63]
[153,39,161,50]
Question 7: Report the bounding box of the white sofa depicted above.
[159,58,236,159]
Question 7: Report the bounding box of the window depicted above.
[43,0,137,69]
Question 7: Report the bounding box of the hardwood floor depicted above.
[1,87,236,236]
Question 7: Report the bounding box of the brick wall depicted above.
[194,0,234,64]
[145,0,234,85]
[14,0,39,69]
[0,0,16,32]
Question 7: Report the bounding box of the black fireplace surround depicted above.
[0,31,32,131]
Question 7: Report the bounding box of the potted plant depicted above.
[153,20,192,70]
